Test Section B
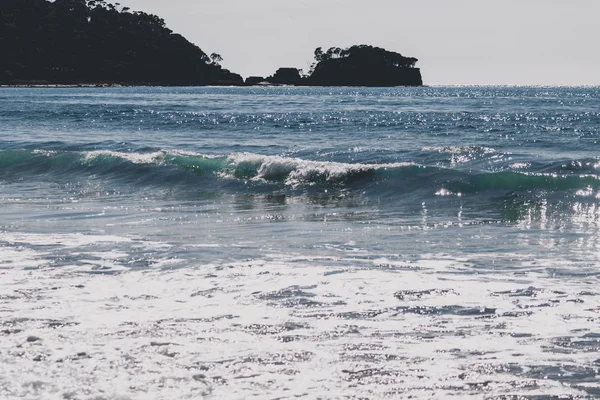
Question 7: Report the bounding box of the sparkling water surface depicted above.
[1,86,600,399]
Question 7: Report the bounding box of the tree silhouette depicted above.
[312,45,418,68]
[210,53,223,66]
[307,44,422,86]
[314,47,324,62]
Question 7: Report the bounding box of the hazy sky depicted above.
[121,0,600,85]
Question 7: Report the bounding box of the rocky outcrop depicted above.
[308,61,422,86]
[252,45,424,87]
[244,76,267,86]
[306,45,423,87]
[267,68,303,85]
[212,70,244,86]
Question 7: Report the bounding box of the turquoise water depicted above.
[1,86,600,398]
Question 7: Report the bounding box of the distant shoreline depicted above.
[2,2,422,87]
[0,83,424,88]
[0,83,124,88]
[3,84,598,89]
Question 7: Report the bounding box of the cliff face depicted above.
[0,0,242,85]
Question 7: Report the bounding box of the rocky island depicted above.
[0,0,423,87]
[308,45,422,86]
[261,45,423,87]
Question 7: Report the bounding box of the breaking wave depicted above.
[1,149,600,197]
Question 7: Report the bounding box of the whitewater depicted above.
[1,86,600,399]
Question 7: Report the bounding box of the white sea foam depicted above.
[0,245,48,269]
[1,251,596,399]
[82,150,167,164]
[81,149,224,165]
[226,152,414,186]
[422,145,496,154]
[509,162,531,169]
[31,149,57,156]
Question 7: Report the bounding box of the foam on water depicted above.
[224,152,414,186]
[2,248,599,398]
[83,150,167,165]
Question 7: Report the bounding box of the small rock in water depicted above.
[26,335,42,343]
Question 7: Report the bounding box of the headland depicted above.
[0,0,423,87]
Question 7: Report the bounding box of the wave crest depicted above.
[224,153,414,186]
[2,149,600,197]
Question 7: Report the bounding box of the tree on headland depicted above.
[306,44,422,86]
[210,53,223,66]
[314,47,324,62]
[312,45,418,68]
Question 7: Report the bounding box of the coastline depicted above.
[0,82,426,89]
[0,80,132,88]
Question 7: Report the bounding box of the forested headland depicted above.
[0,0,423,86]
[0,0,242,85]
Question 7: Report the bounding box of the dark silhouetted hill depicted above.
[307,45,423,86]
[267,68,302,85]
[259,45,423,87]
[0,0,242,85]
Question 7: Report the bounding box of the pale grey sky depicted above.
[121,0,600,85]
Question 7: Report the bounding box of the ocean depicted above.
[1,86,599,399]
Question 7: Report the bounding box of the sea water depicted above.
[1,86,599,399]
